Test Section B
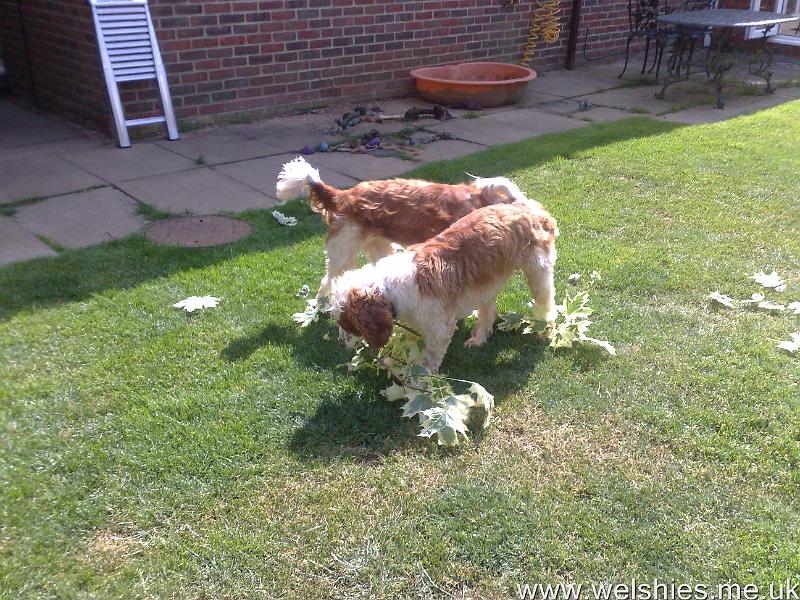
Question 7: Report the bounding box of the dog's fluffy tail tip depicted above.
[276,156,321,202]
[473,176,528,204]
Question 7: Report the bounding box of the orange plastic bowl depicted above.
[410,62,537,107]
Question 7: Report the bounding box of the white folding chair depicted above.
[88,0,179,148]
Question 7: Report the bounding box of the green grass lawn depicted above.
[2,104,799,599]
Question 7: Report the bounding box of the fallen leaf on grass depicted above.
[777,333,800,354]
[585,337,617,355]
[757,300,785,312]
[751,271,786,292]
[173,296,220,313]
[292,298,319,327]
[740,292,766,305]
[787,302,800,315]
[272,210,297,226]
[708,291,736,308]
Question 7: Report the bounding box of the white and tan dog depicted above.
[330,201,558,373]
[276,156,536,302]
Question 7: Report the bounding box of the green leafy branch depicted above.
[498,289,616,356]
[342,327,494,447]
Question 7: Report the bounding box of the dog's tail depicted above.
[276,156,340,215]
[470,175,540,209]
[276,156,322,201]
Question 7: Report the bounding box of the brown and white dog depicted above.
[330,201,559,373]
[276,156,536,303]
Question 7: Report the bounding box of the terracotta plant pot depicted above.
[410,62,537,108]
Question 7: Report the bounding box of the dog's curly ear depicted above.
[344,288,393,348]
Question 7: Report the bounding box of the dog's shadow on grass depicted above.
[222,316,607,462]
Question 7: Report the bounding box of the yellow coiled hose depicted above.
[516,0,562,67]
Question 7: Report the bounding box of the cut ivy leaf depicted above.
[563,291,593,320]
[468,382,495,429]
[757,300,785,312]
[567,273,581,284]
[408,363,431,381]
[777,333,800,354]
[522,320,548,336]
[292,298,319,327]
[585,337,617,355]
[381,383,407,402]
[741,292,766,305]
[708,291,736,309]
[295,284,310,298]
[498,311,525,332]
[751,271,786,292]
[272,210,297,226]
[419,403,469,446]
[173,295,220,313]
[401,393,434,418]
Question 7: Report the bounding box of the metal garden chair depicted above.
[619,0,663,78]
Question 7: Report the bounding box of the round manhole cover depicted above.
[145,215,253,247]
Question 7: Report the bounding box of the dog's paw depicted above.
[464,335,487,348]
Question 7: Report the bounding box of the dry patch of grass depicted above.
[84,528,147,566]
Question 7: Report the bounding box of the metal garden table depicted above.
[655,9,797,108]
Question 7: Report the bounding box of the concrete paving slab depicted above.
[14,187,146,248]
[309,150,416,181]
[231,121,341,154]
[520,90,573,107]
[483,107,588,132]
[119,167,277,214]
[418,139,486,162]
[9,136,101,160]
[769,61,800,82]
[340,118,417,139]
[0,216,58,266]
[582,84,686,115]
[154,129,282,165]
[0,155,105,204]
[426,108,585,146]
[232,104,431,153]
[659,87,800,124]
[527,69,624,98]
[571,106,637,122]
[215,154,360,200]
[0,99,82,150]
[536,98,583,115]
[371,98,437,114]
[590,56,653,81]
[64,142,196,183]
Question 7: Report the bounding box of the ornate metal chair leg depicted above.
[641,37,652,75]
[619,35,635,78]
[648,37,660,73]
[715,82,724,109]
[654,33,666,81]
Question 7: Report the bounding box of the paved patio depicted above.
[2,56,799,266]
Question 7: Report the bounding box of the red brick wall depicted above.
[1,0,645,134]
